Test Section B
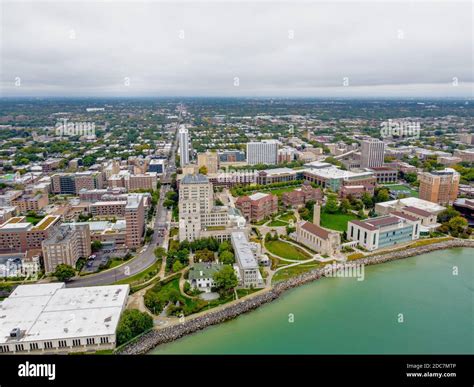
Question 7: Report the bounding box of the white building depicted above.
[178,174,246,242]
[231,231,264,288]
[179,125,190,166]
[246,140,279,165]
[187,262,223,293]
[347,212,420,251]
[0,283,129,354]
[360,139,385,168]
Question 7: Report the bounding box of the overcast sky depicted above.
[0,1,472,97]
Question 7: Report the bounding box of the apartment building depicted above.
[0,215,62,254]
[0,191,23,207]
[42,224,91,273]
[51,172,104,195]
[90,201,126,217]
[179,125,190,166]
[107,172,157,192]
[246,140,279,165]
[124,194,146,248]
[453,149,474,163]
[360,139,385,168]
[12,193,49,213]
[347,212,420,251]
[418,168,460,205]
[235,192,278,222]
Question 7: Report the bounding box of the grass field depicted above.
[272,262,321,283]
[320,211,357,232]
[267,220,287,227]
[265,240,311,260]
[382,184,419,197]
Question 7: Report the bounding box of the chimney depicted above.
[313,201,321,226]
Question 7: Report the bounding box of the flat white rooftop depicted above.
[0,283,129,344]
[376,197,446,214]
[248,192,269,201]
[231,232,259,270]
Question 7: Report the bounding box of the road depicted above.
[67,117,180,287]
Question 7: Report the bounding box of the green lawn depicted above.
[267,220,287,227]
[279,213,296,222]
[236,288,262,298]
[272,262,322,283]
[320,211,357,232]
[382,184,419,198]
[26,216,44,225]
[114,260,161,287]
[265,240,311,261]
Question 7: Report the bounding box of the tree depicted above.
[374,188,390,203]
[219,250,235,264]
[172,260,184,272]
[213,265,238,294]
[339,198,352,214]
[91,240,103,252]
[116,309,153,345]
[198,165,208,175]
[324,194,339,214]
[218,240,232,254]
[447,216,468,235]
[361,192,373,208]
[52,264,76,282]
[437,207,460,224]
[154,247,166,259]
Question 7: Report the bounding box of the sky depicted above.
[0,0,472,98]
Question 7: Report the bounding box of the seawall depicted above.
[117,239,474,354]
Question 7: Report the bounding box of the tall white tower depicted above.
[179,125,190,167]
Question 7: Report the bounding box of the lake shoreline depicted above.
[117,239,474,355]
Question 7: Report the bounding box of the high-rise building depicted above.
[179,125,190,166]
[246,140,279,165]
[197,151,219,174]
[178,174,245,242]
[42,224,91,273]
[360,139,385,168]
[418,168,460,205]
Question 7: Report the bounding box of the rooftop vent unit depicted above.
[10,327,20,338]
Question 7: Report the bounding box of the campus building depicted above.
[0,283,129,354]
[178,174,246,242]
[418,168,460,205]
[302,162,376,193]
[347,212,420,251]
[12,193,49,213]
[281,183,323,208]
[235,192,278,222]
[231,232,264,288]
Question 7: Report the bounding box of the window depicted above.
[44,341,53,349]
[59,340,67,348]
[15,344,25,352]
[86,338,95,345]
[29,343,39,351]
[0,345,10,353]
[100,337,109,344]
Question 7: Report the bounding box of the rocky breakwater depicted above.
[117,238,473,354]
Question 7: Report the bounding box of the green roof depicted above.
[188,262,223,280]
